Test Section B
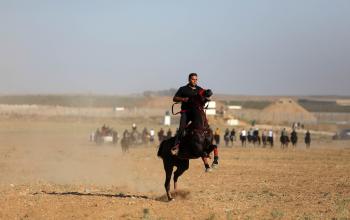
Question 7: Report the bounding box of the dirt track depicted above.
[0,119,350,219]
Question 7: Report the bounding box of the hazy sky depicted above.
[0,0,349,95]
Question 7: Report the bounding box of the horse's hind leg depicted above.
[173,160,189,192]
[164,163,174,201]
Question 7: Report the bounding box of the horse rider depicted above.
[262,129,267,147]
[123,129,130,138]
[172,73,203,155]
[281,128,287,137]
[230,128,236,141]
[149,128,155,142]
[132,123,137,132]
[240,128,247,146]
[268,129,274,147]
[214,127,221,145]
[305,130,311,148]
[166,128,172,139]
[291,129,297,140]
[158,128,165,142]
[224,128,230,146]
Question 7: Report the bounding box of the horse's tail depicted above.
[157,141,163,158]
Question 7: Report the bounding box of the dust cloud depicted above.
[0,121,164,193]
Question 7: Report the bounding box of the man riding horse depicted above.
[172,73,204,155]
[157,74,216,200]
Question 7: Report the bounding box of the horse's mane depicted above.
[187,89,211,130]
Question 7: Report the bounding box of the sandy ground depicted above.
[0,118,350,219]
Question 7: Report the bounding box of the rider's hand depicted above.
[182,97,189,102]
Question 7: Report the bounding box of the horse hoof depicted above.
[168,197,175,202]
[205,167,213,172]
[211,163,218,169]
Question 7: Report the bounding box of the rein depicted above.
[172,102,187,115]
[171,95,209,120]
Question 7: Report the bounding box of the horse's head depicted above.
[188,89,213,109]
[185,89,213,130]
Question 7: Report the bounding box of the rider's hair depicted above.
[188,73,198,81]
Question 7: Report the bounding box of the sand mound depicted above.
[261,98,317,124]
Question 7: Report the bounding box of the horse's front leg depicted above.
[164,163,173,201]
[173,160,189,192]
[201,157,212,172]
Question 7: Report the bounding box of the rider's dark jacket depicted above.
[174,84,203,110]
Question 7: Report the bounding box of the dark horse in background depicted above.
[252,129,261,147]
[120,135,130,153]
[290,130,298,147]
[280,133,290,149]
[157,89,219,201]
[240,133,247,147]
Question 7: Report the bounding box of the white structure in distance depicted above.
[205,101,216,116]
[164,110,171,126]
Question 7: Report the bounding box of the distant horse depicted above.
[252,130,261,147]
[120,135,130,153]
[252,135,261,147]
[94,130,103,145]
[130,130,142,146]
[112,131,119,145]
[141,132,150,145]
[262,134,267,147]
[267,136,274,147]
[247,132,253,144]
[240,134,247,147]
[305,132,311,148]
[224,132,230,147]
[157,89,219,201]
[229,131,235,147]
[280,134,290,149]
[291,131,298,147]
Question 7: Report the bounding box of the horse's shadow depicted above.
[34,190,190,203]
[34,191,150,200]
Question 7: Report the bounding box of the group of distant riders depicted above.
[92,123,177,147]
[93,72,312,152]
[230,127,311,148]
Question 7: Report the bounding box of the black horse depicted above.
[280,134,290,149]
[252,129,261,147]
[305,131,311,148]
[120,135,130,153]
[240,133,247,147]
[224,130,230,147]
[157,89,218,201]
[291,130,298,147]
[262,133,267,147]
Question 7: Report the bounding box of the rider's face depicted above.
[189,76,198,87]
